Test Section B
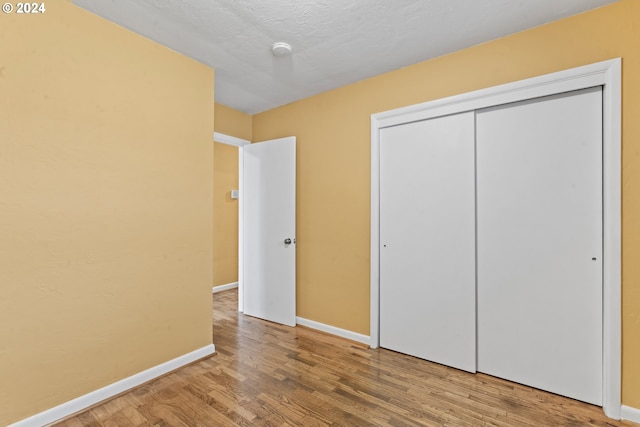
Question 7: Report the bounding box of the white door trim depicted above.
[370,58,621,419]
[213,132,251,312]
[214,131,250,147]
[238,146,244,312]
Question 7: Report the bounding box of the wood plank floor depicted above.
[54,289,635,426]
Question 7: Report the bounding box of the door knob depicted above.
[284,238,292,245]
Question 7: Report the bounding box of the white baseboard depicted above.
[622,405,640,423]
[9,344,215,427]
[296,317,370,345]
[212,282,239,294]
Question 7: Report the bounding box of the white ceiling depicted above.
[73,0,618,115]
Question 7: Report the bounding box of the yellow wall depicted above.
[0,2,215,425]
[213,142,239,285]
[215,102,253,141]
[252,0,640,407]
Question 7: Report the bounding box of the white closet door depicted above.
[476,88,603,405]
[380,112,476,373]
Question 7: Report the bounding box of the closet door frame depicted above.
[370,58,621,419]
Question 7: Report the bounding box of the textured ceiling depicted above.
[73,0,618,114]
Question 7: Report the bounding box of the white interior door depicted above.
[379,112,476,372]
[242,137,296,327]
[476,88,603,405]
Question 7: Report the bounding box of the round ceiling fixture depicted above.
[272,42,292,57]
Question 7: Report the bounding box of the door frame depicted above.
[213,131,250,312]
[369,59,622,418]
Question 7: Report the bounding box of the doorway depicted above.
[212,133,249,301]
[212,133,297,327]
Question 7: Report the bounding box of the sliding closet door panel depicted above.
[380,112,476,373]
[476,87,603,405]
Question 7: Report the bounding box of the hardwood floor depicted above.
[54,289,634,427]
